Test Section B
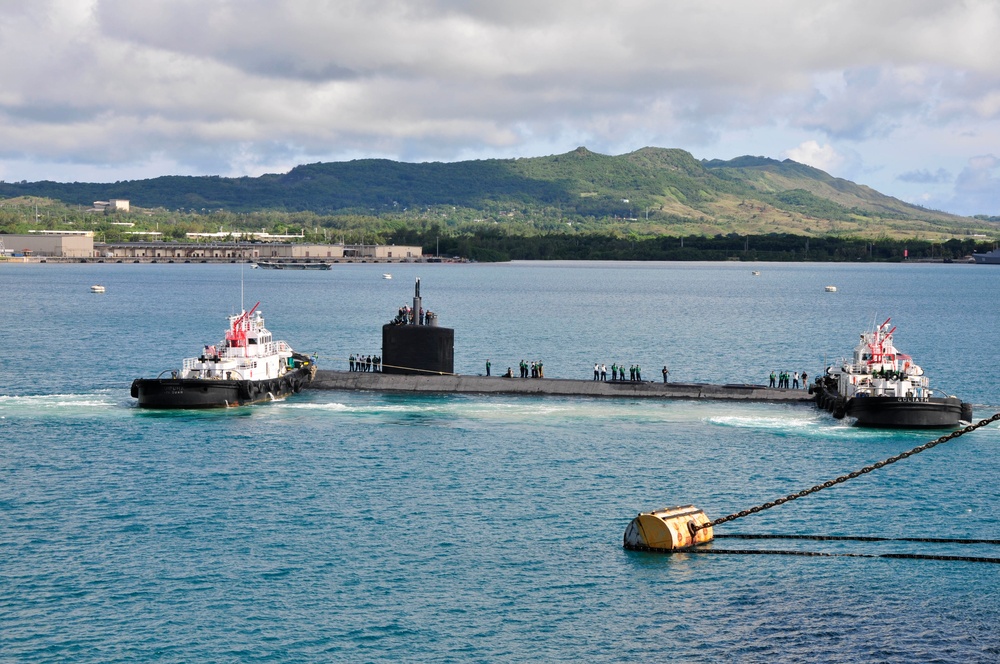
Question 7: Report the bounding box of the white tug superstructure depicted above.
[835,318,930,400]
[183,304,294,382]
[131,301,315,409]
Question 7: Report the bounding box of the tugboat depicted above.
[813,318,971,428]
[131,302,316,408]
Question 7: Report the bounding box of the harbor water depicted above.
[2,261,1000,662]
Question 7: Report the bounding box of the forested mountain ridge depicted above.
[1,146,996,240]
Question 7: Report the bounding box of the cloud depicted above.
[781,141,846,173]
[1,0,1000,215]
[897,168,952,184]
[948,155,1000,215]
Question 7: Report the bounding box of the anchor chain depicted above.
[692,411,1000,533]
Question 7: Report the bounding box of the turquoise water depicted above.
[2,261,1000,662]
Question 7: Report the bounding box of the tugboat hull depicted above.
[845,396,965,428]
[814,382,968,428]
[131,367,313,409]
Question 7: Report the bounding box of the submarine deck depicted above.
[309,370,814,403]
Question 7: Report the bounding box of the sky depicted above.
[2,0,1000,216]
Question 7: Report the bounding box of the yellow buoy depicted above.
[623,505,714,551]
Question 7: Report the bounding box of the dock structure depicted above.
[309,370,814,403]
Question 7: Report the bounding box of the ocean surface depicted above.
[2,260,1000,662]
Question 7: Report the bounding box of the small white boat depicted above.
[824,285,837,292]
[90,285,106,293]
[382,273,393,279]
[751,271,760,276]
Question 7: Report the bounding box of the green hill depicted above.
[1,147,997,240]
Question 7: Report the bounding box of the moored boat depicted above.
[255,261,332,270]
[131,302,316,408]
[812,318,971,428]
[972,248,1000,264]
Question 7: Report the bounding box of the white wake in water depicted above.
[0,391,128,418]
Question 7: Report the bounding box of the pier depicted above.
[309,370,815,403]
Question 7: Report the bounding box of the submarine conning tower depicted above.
[382,277,454,375]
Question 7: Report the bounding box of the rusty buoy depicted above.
[623,505,714,551]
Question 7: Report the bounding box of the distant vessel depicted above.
[972,248,1000,264]
[751,271,760,276]
[383,273,393,279]
[824,285,837,292]
[255,261,332,270]
[813,318,971,428]
[131,302,316,408]
[90,285,106,293]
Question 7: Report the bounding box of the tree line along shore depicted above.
[1,231,993,263]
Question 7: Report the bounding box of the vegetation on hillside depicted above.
[2,147,999,261]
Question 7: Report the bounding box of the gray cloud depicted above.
[1,0,1000,215]
[898,168,952,184]
[947,155,1000,215]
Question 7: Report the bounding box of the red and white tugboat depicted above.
[131,302,316,408]
[813,318,971,427]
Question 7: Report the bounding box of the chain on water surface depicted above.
[693,412,1000,532]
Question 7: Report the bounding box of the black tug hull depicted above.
[814,382,969,428]
[845,396,966,428]
[131,366,313,409]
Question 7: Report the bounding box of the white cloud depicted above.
[782,141,846,173]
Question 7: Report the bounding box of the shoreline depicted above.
[0,256,452,265]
